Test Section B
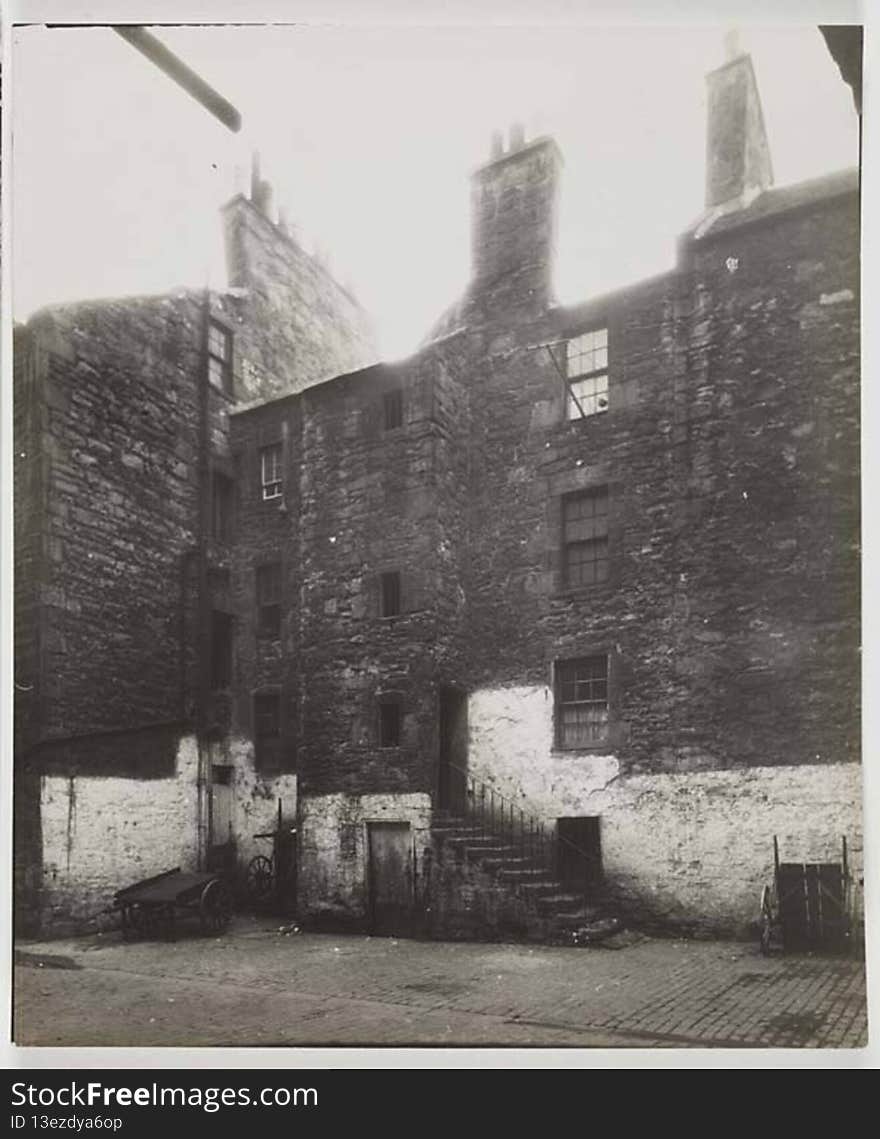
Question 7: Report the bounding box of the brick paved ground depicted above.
[11,919,869,1050]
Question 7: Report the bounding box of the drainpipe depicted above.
[196,290,213,870]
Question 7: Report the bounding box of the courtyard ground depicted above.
[10,917,869,1052]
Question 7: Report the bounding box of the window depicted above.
[563,486,609,587]
[380,571,401,617]
[383,389,403,431]
[253,691,281,770]
[555,656,609,749]
[566,328,608,419]
[208,321,233,394]
[260,443,282,501]
[378,700,402,748]
[212,472,234,543]
[256,562,282,638]
[211,611,233,690]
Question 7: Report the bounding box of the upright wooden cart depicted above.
[760,836,853,955]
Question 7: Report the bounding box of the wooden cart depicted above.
[760,836,854,955]
[112,867,232,940]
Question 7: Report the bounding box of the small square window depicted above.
[555,656,609,749]
[383,389,403,431]
[260,443,282,501]
[380,571,401,617]
[208,321,233,395]
[378,700,401,748]
[563,487,609,588]
[256,562,282,638]
[566,328,608,420]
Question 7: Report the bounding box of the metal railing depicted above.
[441,763,601,910]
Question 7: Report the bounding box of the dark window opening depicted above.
[563,486,609,587]
[254,691,282,770]
[212,472,234,543]
[256,562,282,638]
[555,655,609,749]
[380,571,401,617]
[260,443,282,501]
[378,700,402,748]
[208,320,233,395]
[383,389,403,431]
[211,610,234,690]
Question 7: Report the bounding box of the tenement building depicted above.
[14,48,861,940]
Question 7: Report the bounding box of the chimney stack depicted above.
[704,39,773,209]
[471,129,562,302]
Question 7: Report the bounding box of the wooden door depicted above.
[438,687,468,813]
[208,765,235,874]
[367,822,413,937]
[557,817,603,895]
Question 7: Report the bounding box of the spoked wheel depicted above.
[199,879,233,934]
[759,884,774,956]
[245,855,275,907]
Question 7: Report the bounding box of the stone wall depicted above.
[223,194,377,402]
[230,350,470,800]
[17,294,206,741]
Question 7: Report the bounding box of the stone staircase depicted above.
[429,812,619,944]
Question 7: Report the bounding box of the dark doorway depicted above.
[557,817,602,895]
[437,687,468,813]
[367,822,413,937]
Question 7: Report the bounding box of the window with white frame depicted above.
[566,328,608,419]
[555,655,609,749]
[208,321,233,394]
[260,443,282,501]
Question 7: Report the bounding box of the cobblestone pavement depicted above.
[12,919,869,1050]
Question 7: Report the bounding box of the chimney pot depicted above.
[509,122,526,150]
[490,130,504,160]
[724,28,743,62]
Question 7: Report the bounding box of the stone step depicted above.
[518,880,566,900]
[481,855,540,873]
[497,867,556,884]
[464,844,519,861]
[550,906,603,928]
[535,892,587,914]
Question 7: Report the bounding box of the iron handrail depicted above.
[441,761,600,910]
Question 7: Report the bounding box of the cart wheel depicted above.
[126,903,149,939]
[245,855,275,906]
[759,884,773,956]
[200,879,232,934]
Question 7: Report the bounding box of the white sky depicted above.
[12,21,860,358]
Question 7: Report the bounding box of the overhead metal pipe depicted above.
[113,25,242,132]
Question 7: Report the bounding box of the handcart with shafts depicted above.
[759,835,855,956]
[245,799,297,911]
[111,867,232,940]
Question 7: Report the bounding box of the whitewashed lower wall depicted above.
[39,736,202,925]
[204,736,297,868]
[469,685,863,933]
[38,733,298,929]
[298,792,432,922]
